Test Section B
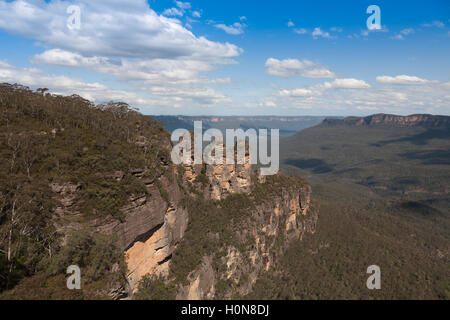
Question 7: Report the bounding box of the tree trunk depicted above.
[7,200,16,262]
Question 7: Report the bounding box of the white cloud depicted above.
[294,28,307,34]
[0,60,141,103]
[322,78,371,89]
[147,86,229,105]
[244,99,277,108]
[421,20,445,28]
[0,0,241,60]
[0,0,242,111]
[279,88,318,97]
[287,20,294,27]
[265,58,335,78]
[239,16,247,21]
[400,28,415,35]
[0,60,230,108]
[31,49,228,84]
[312,27,331,39]
[392,28,414,40]
[175,1,191,10]
[163,7,183,17]
[192,11,201,18]
[278,78,370,98]
[269,78,449,115]
[376,75,435,85]
[215,22,246,35]
[361,25,389,37]
[391,34,404,40]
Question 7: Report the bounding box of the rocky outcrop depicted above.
[49,136,315,300]
[178,183,317,299]
[103,168,188,294]
[183,143,254,200]
[176,257,216,300]
[323,114,450,127]
[50,164,189,296]
[124,202,188,292]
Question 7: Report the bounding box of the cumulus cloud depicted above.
[391,28,415,40]
[175,1,191,10]
[0,0,241,60]
[214,22,246,35]
[287,20,294,27]
[31,49,233,85]
[376,75,435,85]
[322,78,371,89]
[0,60,143,103]
[270,78,449,115]
[293,28,307,34]
[0,60,230,107]
[312,27,331,39]
[278,78,370,97]
[163,7,183,17]
[265,58,335,78]
[279,88,318,97]
[244,99,277,109]
[0,0,241,111]
[147,86,229,105]
[361,25,389,37]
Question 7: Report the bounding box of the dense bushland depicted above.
[0,83,169,296]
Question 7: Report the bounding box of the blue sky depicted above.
[0,0,449,116]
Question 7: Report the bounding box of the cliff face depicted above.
[323,114,450,127]
[0,85,316,299]
[47,119,315,299]
[100,167,189,293]
[111,150,315,299]
[50,150,189,296]
[48,128,316,299]
[176,183,316,299]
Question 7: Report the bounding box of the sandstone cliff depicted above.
[48,126,316,299]
[0,84,317,300]
[48,134,316,300]
[175,180,316,299]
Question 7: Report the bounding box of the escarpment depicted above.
[100,167,189,293]
[0,84,316,299]
[323,114,450,127]
[173,178,316,300]
[48,134,189,296]
[64,134,315,299]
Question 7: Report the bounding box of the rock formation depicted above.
[176,183,316,299]
[48,126,316,299]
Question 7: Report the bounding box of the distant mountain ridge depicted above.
[152,115,333,136]
[322,114,450,127]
